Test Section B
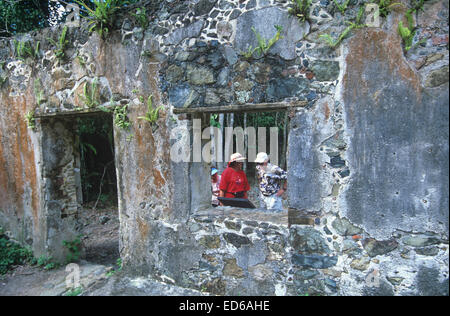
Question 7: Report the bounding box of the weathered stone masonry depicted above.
[0,0,448,295]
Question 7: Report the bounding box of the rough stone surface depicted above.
[310,60,340,81]
[401,233,444,247]
[234,7,309,60]
[290,227,331,255]
[342,29,449,240]
[164,20,205,45]
[292,254,338,269]
[331,216,362,236]
[287,111,323,212]
[362,238,398,257]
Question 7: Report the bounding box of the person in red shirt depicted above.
[219,153,250,204]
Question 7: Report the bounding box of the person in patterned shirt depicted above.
[255,152,287,210]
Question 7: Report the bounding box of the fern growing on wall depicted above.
[48,26,69,60]
[320,6,366,48]
[79,78,100,108]
[138,95,164,132]
[24,111,36,130]
[75,0,123,38]
[14,40,40,60]
[398,0,426,52]
[242,25,284,59]
[288,0,312,22]
[333,0,351,15]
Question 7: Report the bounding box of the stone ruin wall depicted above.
[0,0,448,295]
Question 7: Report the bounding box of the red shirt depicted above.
[219,167,250,198]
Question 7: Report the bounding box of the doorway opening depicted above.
[75,113,119,265]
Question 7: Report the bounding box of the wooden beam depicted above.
[34,108,111,119]
[172,101,307,114]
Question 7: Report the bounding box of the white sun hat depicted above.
[254,152,269,163]
[229,153,246,163]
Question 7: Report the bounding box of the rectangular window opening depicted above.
[198,111,290,224]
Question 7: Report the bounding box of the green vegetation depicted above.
[320,6,366,48]
[288,0,312,22]
[398,12,415,51]
[65,287,83,296]
[14,40,40,60]
[0,0,51,36]
[106,258,123,277]
[48,26,69,60]
[98,101,131,130]
[25,111,36,130]
[79,78,100,108]
[131,7,149,29]
[210,114,221,128]
[34,79,44,105]
[333,0,351,15]
[242,25,284,59]
[75,0,124,38]
[76,55,87,68]
[76,115,117,205]
[36,255,58,270]
[114,104,131,130]
[378,0,405,18]
[138,95,163,130]
[63,236,82,264]
[398,1,425,51]
[0,233,34,275]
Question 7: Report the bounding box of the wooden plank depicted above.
[172,101,307,114]
[35,108,111,118]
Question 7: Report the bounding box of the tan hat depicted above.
[254,152,269,163]
[229,153,246,163]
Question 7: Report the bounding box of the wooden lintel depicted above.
[34,108,111,119]
[172,101,307,114]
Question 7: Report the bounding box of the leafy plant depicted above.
[396,0,426,52]
[333,0,351,15]
[378,0,405,18]
[242,25,284,58]
[106,258,123,277]
[0,236,34,275]
[410,0,425,12]
[34,79,44,105]
[81,142,97,156]
[138,95,163,131]
[36,255,58,270]
[77,55,87,68]
[75,0,123,38]
[288,0,312,22]
[131,7,149,29]
[62,236,82,264]
[65,287,83,296]
[48,26,69,60]
[0,0,52,36]
[25,111,36,130]
[320,7,366,48]
[79,78,100,108]
[114,104,131,130]
[14,40,40,60]
[210,114,221,128]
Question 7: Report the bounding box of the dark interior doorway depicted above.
[77,114,117,207]
[75,113,119,266]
